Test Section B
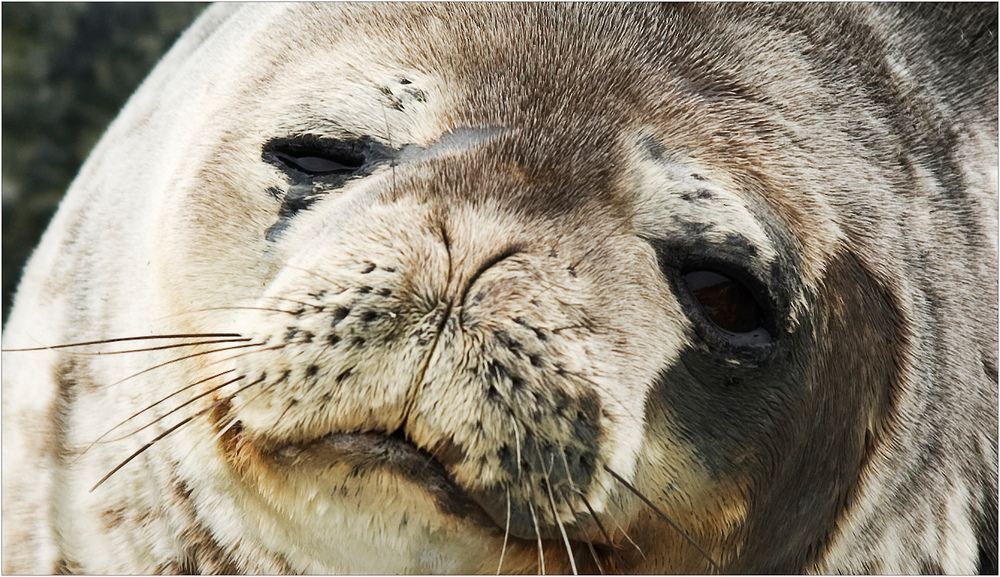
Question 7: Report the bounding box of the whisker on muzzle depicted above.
[90,374,268,493]
[94,374,247,445]
[74,368,237,461]
[2,333,246,352]
[103,342,265,389]
[604,465,720,573]
[576,488,626,574]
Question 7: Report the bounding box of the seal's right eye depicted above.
[263,135,378,182]
[261,135,393,241]
[271,149,364,176]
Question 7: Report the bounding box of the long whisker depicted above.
[562,490,604,575]
[270,397,298,431]
[104,342,262,388]
[75,369,236,459]
[90,375,267,493]
[185,375,280,469]
[597,490,645,561]
[554,449,601,574]
[261,296,328,310]
[284,264,348,289]
[545,477,578,575]
[579,522,605,575]
[154,305,304,321]
[173,306,295,315]
[225,369,290,415]
[200,343,287,373]
[510,414,523,475]
[496,488,512,575]
[578,491,624,574]
[534,442,577,575]
[604,466,720,573]
[2,333,244,352]
[528,501,546,576]
[21,338,252,356]
[174,412,243,471]
[614,518,645,561]
[98,374,246,444]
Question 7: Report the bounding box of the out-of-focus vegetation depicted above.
[2,3,208,324]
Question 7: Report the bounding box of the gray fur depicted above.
[3,4,996,574]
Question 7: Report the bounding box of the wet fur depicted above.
[3,4,997,574]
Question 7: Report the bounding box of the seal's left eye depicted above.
[683,269,772,345]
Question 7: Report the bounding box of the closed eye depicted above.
[261,135,395,241]
[262,134,391,183]
[271,149,365,176]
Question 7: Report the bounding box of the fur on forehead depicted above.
[186,3,868,287]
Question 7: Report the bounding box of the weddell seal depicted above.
[2,3,997,574]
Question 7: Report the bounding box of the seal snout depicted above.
[227,194,647,546]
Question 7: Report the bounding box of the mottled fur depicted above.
[3,4,996,574]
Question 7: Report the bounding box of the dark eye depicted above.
[683,269,772,344]
[261,135,394,241]
[263,135,393,184]
[271,149,364,176]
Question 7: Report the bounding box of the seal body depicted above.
[3,4,996,574]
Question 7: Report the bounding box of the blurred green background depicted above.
[2,2,208,324]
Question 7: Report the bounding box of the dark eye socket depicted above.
[271,149,365,176]
[261,136,393,242]
[683,269,772,345]
[263,135,394,183]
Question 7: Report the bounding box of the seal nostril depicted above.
[459,244,527,308]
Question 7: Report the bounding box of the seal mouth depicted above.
[254,429,622,572]
[264,429,616,536]
[263,430,501,529]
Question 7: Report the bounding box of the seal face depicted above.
[3,4,997,574]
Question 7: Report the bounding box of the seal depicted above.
[3,3,997,574]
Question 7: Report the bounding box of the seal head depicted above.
[3,3,996,574]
